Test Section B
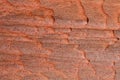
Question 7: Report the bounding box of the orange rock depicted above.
[0,0,120,80]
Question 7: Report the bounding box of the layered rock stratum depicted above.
[0,0,120,80]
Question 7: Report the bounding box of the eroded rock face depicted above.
[0,0,120,80]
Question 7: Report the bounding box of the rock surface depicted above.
[0,0,120,80]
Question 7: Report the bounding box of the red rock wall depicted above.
[0,0,120,80]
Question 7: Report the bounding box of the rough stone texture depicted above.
[0,0,120,80]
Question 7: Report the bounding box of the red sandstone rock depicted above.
[0,0,120,80]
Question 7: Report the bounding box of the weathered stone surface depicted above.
[54,28,71,33]
[0,0,120,80]
[103,0,120,28]
[81,0,107,27]
[0,25,37,37]
[40,0,87,21]
[86,51,120,62]
[69,29,114,39]
[114,30,120,38]
[0,13,54,27]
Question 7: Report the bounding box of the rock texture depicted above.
[0,0,120,80]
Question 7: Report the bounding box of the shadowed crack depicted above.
[78,0,89,24]
[102,0,108,26]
